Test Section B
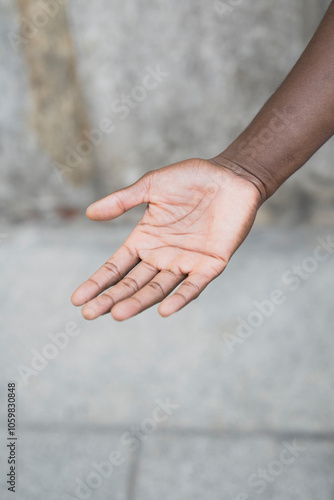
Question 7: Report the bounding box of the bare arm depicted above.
[212,1,334,201]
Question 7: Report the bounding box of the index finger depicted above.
[71,244,140,306]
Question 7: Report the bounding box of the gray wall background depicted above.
[1,0,333,224]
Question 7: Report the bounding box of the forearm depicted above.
[212,1,334,202]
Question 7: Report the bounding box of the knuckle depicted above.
[123,244,137,259]
[173,292,187,304]
[114,193,126,214]
[183,280,201,295]
[87,277,101,289]
[122,277,139,293]
[141,171,152,192]
[103,261,121,278]
[98,293,114,306]
[164,268,183,279]
[141,261,157,273]
[131,295,143,308]
[148,281,165,296]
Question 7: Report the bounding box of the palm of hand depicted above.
[72,159,261,320]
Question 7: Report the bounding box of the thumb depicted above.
[86,173,150,221]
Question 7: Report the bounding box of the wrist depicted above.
[206,156,263,210]
[210,147,280,204]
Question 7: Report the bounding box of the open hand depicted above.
[71,158,261,320]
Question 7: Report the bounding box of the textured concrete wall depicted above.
[0,0,332,222]
[17,0,93,185]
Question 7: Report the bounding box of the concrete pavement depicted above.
[0,219,333,499]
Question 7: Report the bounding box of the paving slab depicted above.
[0,221,333,434]
[133,434,334,500]
[0,428,133,500]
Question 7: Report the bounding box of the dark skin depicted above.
[72,2,334,321]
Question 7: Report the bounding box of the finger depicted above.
[158,272,213,317]
[71,245,139,306]
[111,269,186,321]
[81,261,159,320]
[86,174,150,221]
